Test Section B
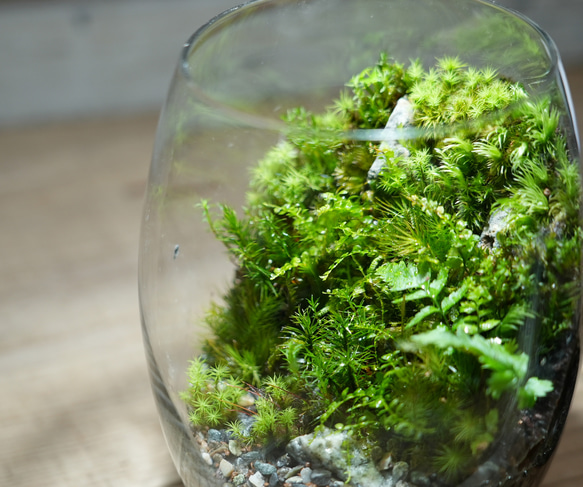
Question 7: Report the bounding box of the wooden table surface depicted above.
[1,68,582,487]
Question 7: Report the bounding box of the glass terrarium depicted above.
[139,1,581,486]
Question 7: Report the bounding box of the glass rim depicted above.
[178,0,561,140]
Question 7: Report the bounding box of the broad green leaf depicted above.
[500,304,532,332]
[460,302,478,314]
[407,328,541,400]
[429,267,448,297]
[406,327,462,349]
[441,281,469,313]
[486,369,518,399]
[445,253,464,273]
[457,323,479,335]
[405,305,440,329]
[518,377,554,409]
[479,319,501,332]
[376,261,430,291]
[403,289,429,302]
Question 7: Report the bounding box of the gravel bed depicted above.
[193,421,445,487]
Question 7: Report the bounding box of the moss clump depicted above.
[181,54,581,483]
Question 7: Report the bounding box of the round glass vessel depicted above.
[139,1,581,486]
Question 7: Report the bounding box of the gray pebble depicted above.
[300,467,312,484]
[241,451,262,464]
[269,472,279,487]
[458,460,501,486]
[396,481,410,487]
[311,468,332,486]
[276,453,292,468]
[392,461,409,482]
[286,437,310,465]
[409,471,431,486]
[207,428,225,443]
[255,461,277,476]
[286,476,305,484]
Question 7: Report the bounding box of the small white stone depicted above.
[480,208,510,249]
[201,452,213,465]
[228,439,243,456]
[286,476,304,484]
[368,96,415,180]
[219,458,234,478]
[248,471,265,487]
[238,393,256,407]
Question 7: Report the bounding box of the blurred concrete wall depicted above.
[0,0,581,127]
[0,0,240,126]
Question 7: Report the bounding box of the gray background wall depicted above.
[1,0,582,127]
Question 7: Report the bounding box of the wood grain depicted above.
[0,115,180,486]
[0,67,582,486]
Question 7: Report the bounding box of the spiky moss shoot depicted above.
[345,52,409,128]
[180,358,247,426]
[183,54,581,484]
[408,56,528,127]
[182,364,305,446]
[434,443,474,484]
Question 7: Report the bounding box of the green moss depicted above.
[182,55,581,482]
